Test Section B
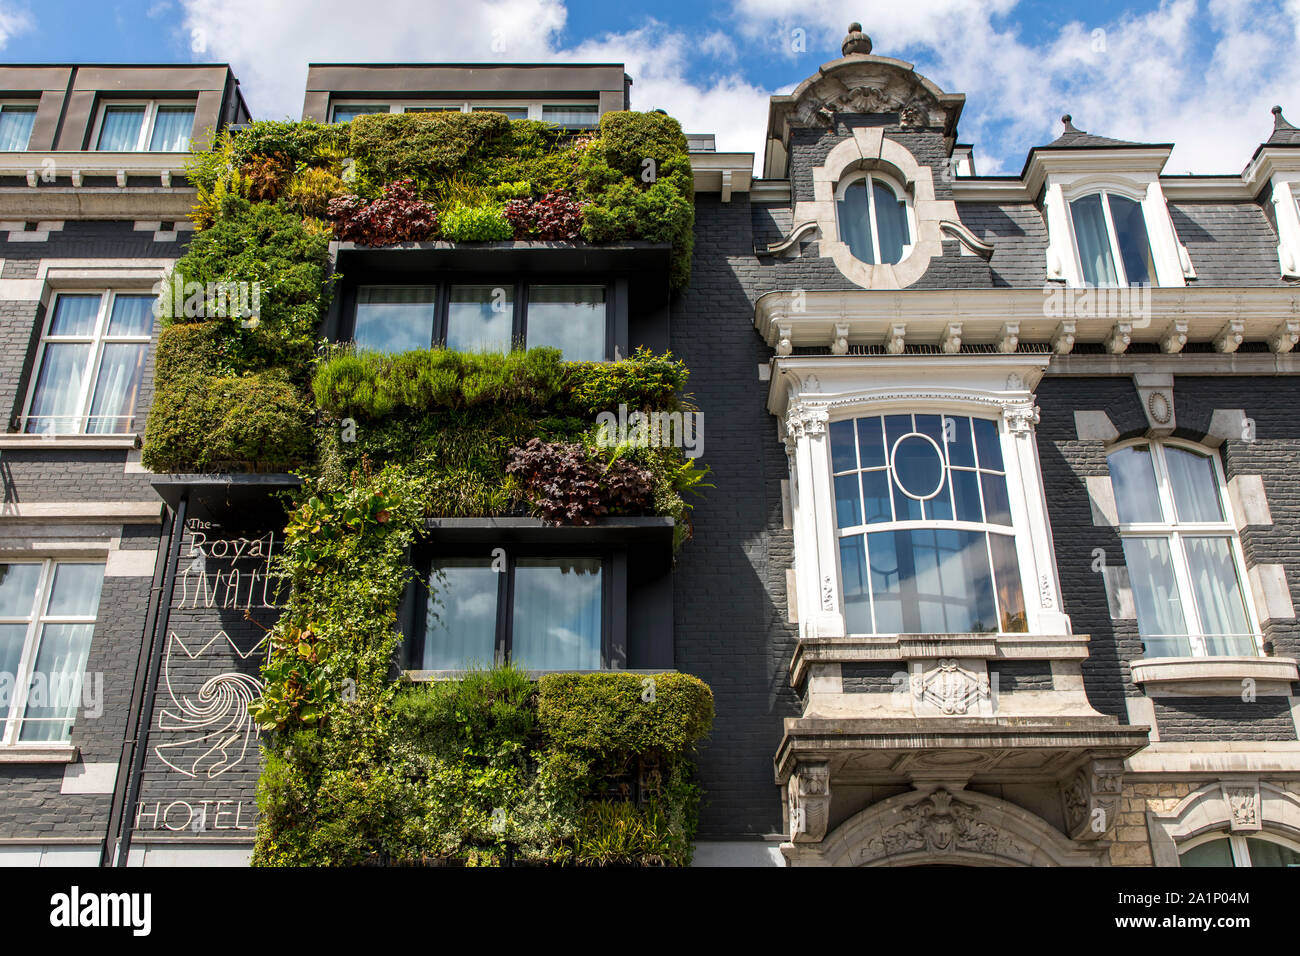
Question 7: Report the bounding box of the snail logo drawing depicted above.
[154,631,266,779]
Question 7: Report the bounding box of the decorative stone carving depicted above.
[1004,402,1040,435]
[997,321,1020,354]
[831,322,850,355]
[1215,318,1246,353]
[1223,781,1262,832]
[1160,319,1188,354]
[784,403,830,441]
[911,659,990,715]
[841,22,872,57]
[787,64,944,130]
[776,324,793,356]
[1269,318,1300,354]
[789,761,832,843]
[1051,320,1076,355]
[941,322,963,354]
[859,789,1027,861]
[885,322,906,354]
[1104,321,1132,355]
[1062,758,1125,841]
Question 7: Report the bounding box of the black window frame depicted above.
[406,544,617,672]
[343,275,619,361]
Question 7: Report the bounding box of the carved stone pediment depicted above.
[789,63,944,129]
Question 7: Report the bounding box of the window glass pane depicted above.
[866,531,903,633]
[473,106,528,120]
[106,294,156,337]
[1164,447,1223,523]
[944,415,975,468]
[96,106,145,150]
[45,563,104,618]
[1122,536,1189,652]
[972,418,1003,471]
[884,414,912,450]
[424,559,498,670]
[905,528,999,633]
[892,481,923,522]
[446,284,512,353]
[1070,194,1119,286]
[989,533,1027,632]
[834,474,862,528]
[86,343,148,434]
[1108,445,1164,523]
[542,105,598,127]
[951,469,983,523]
[404,106,461,113]
[980,472,1013,526]
[353,286,436,353]
[26,343,91,434]
[511,558,602,670]
[148,106,194,151]
[1107,194,1155,286]
[839,536,871,634]
[872,179,910,264]
[19,623,94,742]
[1245,838,1300,867]
[857,417,886,468]
[861,469,892,524]
[829,419,857,472]
[837,180,875,263]
[893,434,945,500]
[915,414,945,449]
[1179,838,1235,867]
[924,472,954,521]
[1183,536,1253,654]
[0,105,36,151]
[525,285,606,362]
[48,294,101,336]
[0,624,26,729]
[0,563,43,617]
[333,105,388,123]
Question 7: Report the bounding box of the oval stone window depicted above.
[891,433,945,500]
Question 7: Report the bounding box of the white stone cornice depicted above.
[753,287,1300,355]
[1160,319,1188,354]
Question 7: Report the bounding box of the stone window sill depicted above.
[0,744,78,764]
[1131,655,1299,696]
[0,433,140,450]
[404,668,675,681]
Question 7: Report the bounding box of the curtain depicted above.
[49,294,100,336]
[27,344,90,434]
[332,105,387,123]
[1107,194,1156,285]
[525,285,606,361]
[1183,536,1253,654]
[837,181,874,263]
[542,106,598,128]
[510,558,602,670]
[0,106,36,151]
[1070,194,1119,286]
[19,564,103,744]
[148,106,195,152]
[107,294,155,337]
[1164,447,1223,522]
[423,560,498,669]
[1107,445,1163,523]
[446,284,513,353]
[872,179,910,264]
[87,344,147,434]
[353,286,437,354]
[1122,536,1189,655]
[97,106,145,150]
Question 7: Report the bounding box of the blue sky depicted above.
[0,0,1296,174]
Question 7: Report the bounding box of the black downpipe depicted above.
[101,504,174,866]
[111,494,188,867]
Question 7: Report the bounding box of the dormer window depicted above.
[1068,191,1156,286]
[0,102,36,151]
[836,174,914,266]
[93,101,195,152]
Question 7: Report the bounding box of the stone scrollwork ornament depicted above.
[789,761,831,843]
[1062,759,1125,841]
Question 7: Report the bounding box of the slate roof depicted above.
[1040,114,1147,149]
[1267,106,1300,146]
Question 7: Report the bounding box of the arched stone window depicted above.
[1067,189,1156,286]
[1178,830,1300,867]
[835,172,915,266]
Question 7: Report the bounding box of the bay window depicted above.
[832,413,1027,635]
[0,560,104,745]
[23,291,155,435]
[93,100,195,151]
[415,553,606,671]
[836,173,913,266]
[1179,831,1300,867]
[0,102,36,151]
[1069,191,1156,286]
[1108,442,1258,657]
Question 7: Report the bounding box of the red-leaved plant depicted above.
[503,190,586,241]
[506,438,655,524]
[327,179,439,246]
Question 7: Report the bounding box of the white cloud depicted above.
[0,3,32,49]
[729,0,1300,173]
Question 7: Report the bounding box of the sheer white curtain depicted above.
[0,106,36,151]
[510,558,601,670]
[20,564,103,743]
[423,559,498,669]
[148,106,194,151]
[96,106,145,150]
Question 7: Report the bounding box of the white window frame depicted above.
[329,99,599,125]
[0,559,102,747]
[90,99,196,152]
[21,289,155,435]
[830,409,1029,637]
[1110,438,1263,658]
[1178,829,1300,867]
[1064,186,1156,287]
[834,170,917,266]
[0,100,38,151]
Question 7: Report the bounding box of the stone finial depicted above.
[1061,113,1080,133]
[1273,105,1298,133]
[842,22,872,56]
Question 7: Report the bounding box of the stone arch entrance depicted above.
[783,786,1110,867]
